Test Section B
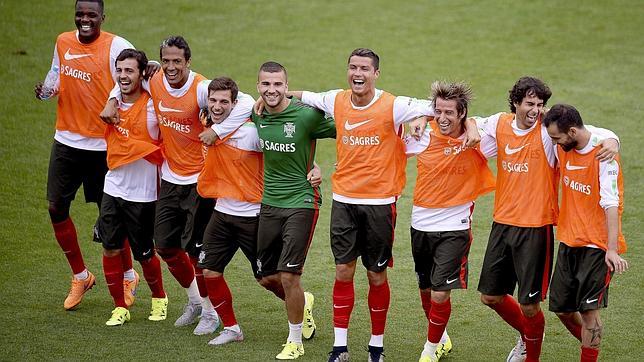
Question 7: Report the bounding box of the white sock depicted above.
[186,278,201,305]
[333,327,348,347]
[225,324,241,333]
[369,334,384,347]
[123,268,135,281]
[201,296,217,316]
[422,340,439,357]
[287,322,303,344]
[74,269,89,280]
[440,329,449,344]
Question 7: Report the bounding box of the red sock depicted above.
[368,280,390,335]
[524,310,545,362]
[332,279,354,328]
[121,238,133,271]
[428,298,452,343]
[103,253,126,308]
[490,295,525,334]
[52,218,85,274]
[204,275,237,327]
[190,256,208,298]
[161,249,194,288]
[580,346,599,362]
[420,291,432,321]
[140,255,166,298]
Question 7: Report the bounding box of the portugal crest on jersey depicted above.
[284,122,295,138]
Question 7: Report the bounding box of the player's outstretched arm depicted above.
[596,138,619,162]
[604,206,628,274]
[463,117,481,147]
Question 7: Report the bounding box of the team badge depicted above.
[256,259,263,273]
[563,176,570,186]
[198,251,206,264]
[284,122,295,138]
[444,147,452,155]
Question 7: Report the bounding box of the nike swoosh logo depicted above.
[446,278,458,284]
[505,143,530,155]
[259,124,269,128]
[195,243,203,248]
[528,291,539,298]
[344,119,372,131]
[586,298,598,304]
[370,308,387,312]
[333,304,350,309]
[213,301,226,309]
[158,101,182,113]
[566,161,588,171]
[377,259,388,267]
[142,249,152,256]
[286,262,300,268]
[64,49,92,60]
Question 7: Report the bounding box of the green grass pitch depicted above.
[1,0,643,360]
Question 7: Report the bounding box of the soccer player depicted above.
[252,61,335,360]
[405,81,496,362]
[283,48,481,362]
[543,104,628,362]
[34,0,153,310]
[197,76,322,346]
[474,77,620,362]
[98,49,168,326]
[100,36,254,335]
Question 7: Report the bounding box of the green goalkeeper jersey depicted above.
[252,98,336,209]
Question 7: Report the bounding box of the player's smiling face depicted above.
[115,58,143,96]
[434,97,465,138]
[546,123,578,152]
[74,1,104,44]
[514,93,544,130]
[347,56,379,97]
[257,70,288,111]
[161,46,191,89]
[207,90,237,124]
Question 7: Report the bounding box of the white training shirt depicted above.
[103,98,160,202]
[46,32,134,151]
[301,89,434,205]
[109,70,255,185]
[213,122,262,217]
[405,118,496,232]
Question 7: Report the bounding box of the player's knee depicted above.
[431,290,451,303]
[520,302,540,317]
[48,201,70,223]
[203,269,221,278]
[103,248,120,257]
[335,262,356,282]
[367,270,387,286]
[480,294,502,306]
[555,312,575,320]
[156,247,181,261]
[280,272,300,290]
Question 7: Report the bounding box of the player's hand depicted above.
[307,164,322,188]
[409,116,428,140]
[605,250,628,274]
[596,138,619,162]
[200,109,213,127]
[34,82,45,100]
[254,97,266,117]
[100,98,120,125]
[144,61,161,80]
[463,117,481,147]
[199,127,218,146]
